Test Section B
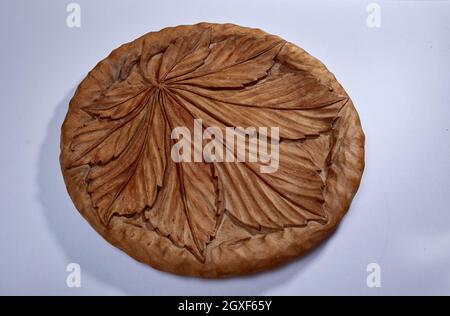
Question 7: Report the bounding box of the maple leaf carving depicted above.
[69,29,347,261]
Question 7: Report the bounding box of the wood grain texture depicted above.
[60,23,365,277]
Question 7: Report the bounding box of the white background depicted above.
[1,0,449,295]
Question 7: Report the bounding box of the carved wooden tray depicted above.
[60,23,365,277]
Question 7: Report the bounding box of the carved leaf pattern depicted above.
[69,29,346,260]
